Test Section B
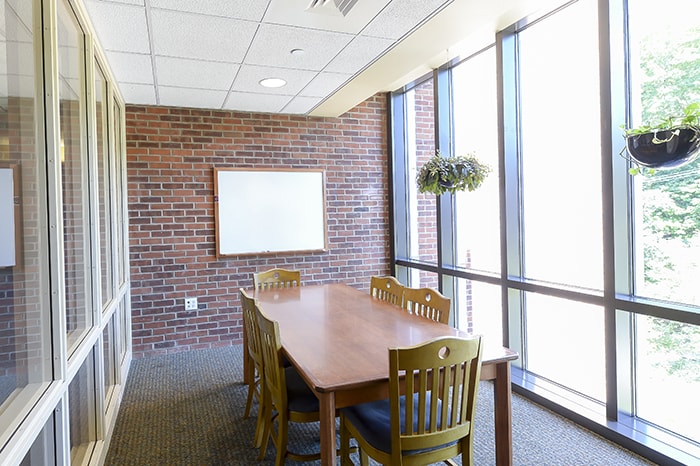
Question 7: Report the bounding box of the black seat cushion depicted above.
[285,366,319,413]
[342,392,457,455]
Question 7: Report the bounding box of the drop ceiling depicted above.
[83,0,557,117]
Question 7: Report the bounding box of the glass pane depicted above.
[455,278,502,344]
[635,316,699,443]
[119,297,128,362]
[58,0,90,351]
[19,414,56,465]
[69,351,96,464]
[406,268,439,290]
[628,0,700,306]
[95,61,112,307]
[113,99,126,286]
[0,0,52,449]
[525,292,605,401]
[405,79,438,264]
[103,315,116,408]
[452,47,500,273]
[518,0,604,290]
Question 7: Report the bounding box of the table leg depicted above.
[493,361,513,466]
[318,391,337,466]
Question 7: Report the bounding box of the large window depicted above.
[96,61,113,309]
[450,46,502,339]
[518,0,603,291]
[516,0,606,401]
[403,78,438,268]
[451,47,500,275]
[0,0,52,451]
[627,0,700,444]
[58,0,91,353]
[0,0,130,464]
[389,0,700,462]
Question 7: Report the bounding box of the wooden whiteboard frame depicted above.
[214,167,328,256]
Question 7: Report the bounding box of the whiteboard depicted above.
[214,168,327,256]
[0,167,15,267]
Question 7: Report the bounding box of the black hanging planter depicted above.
[625,127,700,170]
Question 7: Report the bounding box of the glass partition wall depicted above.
[0,0,130,464]
[389,0,699,464]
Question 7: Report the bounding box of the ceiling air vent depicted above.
[306,0,360,16]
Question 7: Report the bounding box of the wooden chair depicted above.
[402,286,451,325]
[339,335,483,466]
[369,275,405,306]
[239,289,266,449]
[256,307,322,465]
[253,268,301,291]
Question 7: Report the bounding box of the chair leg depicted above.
[253,392,265,448]
[339,414,351,466]
[274,413,289,466]
[243,378,255,419]
[359,449,370,466]
[258,395,272,460]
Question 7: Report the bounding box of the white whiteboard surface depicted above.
[0,167,15,267]
[214,168,327,256]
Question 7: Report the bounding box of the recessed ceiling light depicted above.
[290,48,305,56]
[259,78,287,88]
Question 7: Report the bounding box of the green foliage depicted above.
[416,150,491,195]
[649,317,700,382]
[636,26,700,379]
[622,102,700,137]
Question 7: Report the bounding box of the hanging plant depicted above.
[621,102,700,175]
[416,150,491,195]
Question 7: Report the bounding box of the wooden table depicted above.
[248,283,519,466]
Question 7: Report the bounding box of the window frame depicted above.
[388,0,700,463]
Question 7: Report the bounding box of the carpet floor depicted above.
[104,345,657,465]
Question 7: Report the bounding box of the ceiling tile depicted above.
[99,0,144,5]
[263,0,391,34]
[155,56,238,90]
[84,1,150,53]
[149,8,258,62]
[106,51,153,84]
[324,35,394,74]
[158,86,228,109]
[223,91,293,113]
[232,64,317,95]
[300,72,351,98]
[118,83,157,105]
[362,0,452,40]
[245,24,353,71]
[149,0,270,21]
[282,96,322,115]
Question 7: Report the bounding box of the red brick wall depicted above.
[126,95,391,358]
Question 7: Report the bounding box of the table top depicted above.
[252,283,518,393]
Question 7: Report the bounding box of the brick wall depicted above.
[126,94,391,358]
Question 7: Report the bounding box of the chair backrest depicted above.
[253,268,301,291]
[388,336,483,465]
[402,286,451,325]
[240,289,264,371]
[256,306,288,412]
[369,275,405,306]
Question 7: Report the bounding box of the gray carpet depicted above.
[105,345,657,465]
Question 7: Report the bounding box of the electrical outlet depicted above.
[184,297,198,311]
